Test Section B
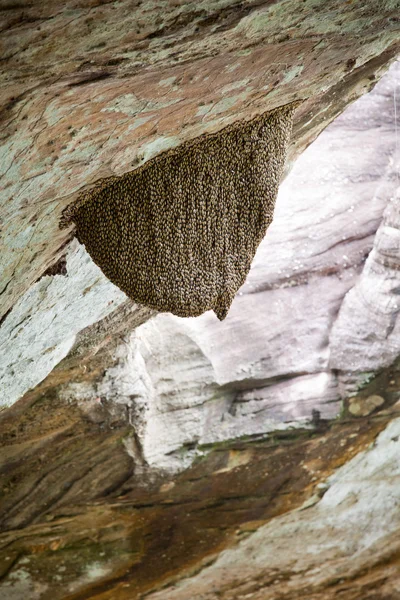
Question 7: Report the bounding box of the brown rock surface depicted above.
[27,62,397,473]
[1,0,399,321]
[1,3,400,599]
[1,380,399,599]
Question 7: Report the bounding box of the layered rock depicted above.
[330,189,400,394]
[20,61,397,472]
[144,415,400,600]
[1,3,400,598]
[1,0,399,321]
[1,365,400,599]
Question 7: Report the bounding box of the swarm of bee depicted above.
[64,102,297,320]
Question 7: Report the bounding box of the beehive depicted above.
[64,102,297,320]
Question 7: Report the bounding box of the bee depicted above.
[64,102,297,320]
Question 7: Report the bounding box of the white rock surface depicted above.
[330,190,400,386]
[129,318,315,470]
[128,63,399,467]
[0,240,126,408]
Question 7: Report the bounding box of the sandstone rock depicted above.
[348,394,385,417]
[330,186,400,394]
[3,61,398,433]
[0,240,127,408]
[143,416,400,600]
[1,0,399,322]
[1,4,400,599]
[1,388,398,599]
[49,62,399,472]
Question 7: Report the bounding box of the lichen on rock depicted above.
[64,102,297,320]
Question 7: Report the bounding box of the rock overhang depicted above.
[1,0,399,321]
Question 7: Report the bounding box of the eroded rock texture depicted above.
[2,371,400,599]
[1,2,400,599]
[3,61,398,462]
[1,1,399,410]
[47,62,400,472]
[1,0,399,323]
[1,63,400,600]
[330,188,400,393]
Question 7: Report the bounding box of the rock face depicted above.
[9,61,397,472]
[1,2,399,410]
[1,3,400,599]
[1,367,400,599]
[98,61,400,470]
[330,189,400,393]
[144,416,400,600]
[0,241,126,408]
[1,0,399,323]
[67,103,297,320]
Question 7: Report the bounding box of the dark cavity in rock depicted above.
[63,102,297,320]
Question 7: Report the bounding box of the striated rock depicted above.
[1,0,399,323]
[330,188,400,395]
[144,416,400,600]
[0,240,127,407]
[2,61,399,422]
[48,62,399,472]
[0,4,399,592]
[1,377,400,599]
